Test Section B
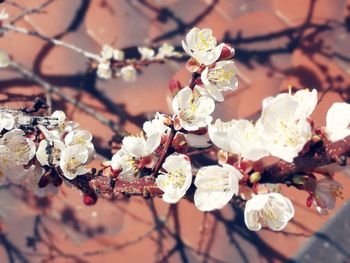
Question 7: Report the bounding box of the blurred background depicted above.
[1,0,350,262]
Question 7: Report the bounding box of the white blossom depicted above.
[156,154,192,203]
[0,145,25,185]
[244,193,294,231]
[194,164,242,211]
[0,50,10,68]
[313,178,343,211]
[182,28,224,66]
[143,112,170,139]
[122,132,161,158]
[1,129,36,165]
[36,139,66,166]
[200,61,238,101]
[172,87,215,131]
[100,44,114,60]
[138,47,155,60]
[209,119,268,161]
[0,112,15,132]
[113,49,125,61]
[157,43,177,59]
[60,145,89,180]
[64,129,95,158]
[110,149,145,181]
[50,110,78,138]
[325,102,350,142]
[120,65,137,82]
[97,61,112,79]
[256,92,315,162]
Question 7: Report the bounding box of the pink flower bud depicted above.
[219,44,235,60]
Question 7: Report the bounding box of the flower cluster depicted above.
[96,27,350,232]
[1,26,349,233]
[0,110,95,196]
[96,43,181,81]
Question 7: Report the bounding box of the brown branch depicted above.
[260,136,350,183]
[8,60,127,136]
[87,135,350,200]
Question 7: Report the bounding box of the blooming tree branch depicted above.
[0,4,349,233]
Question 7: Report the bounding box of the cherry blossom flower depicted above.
[244,192,294,231]
[157,43,178,59]
[156,154,192,203]
[325,102,350,142]
[138,47,155,60]
[313,178,343,212]
[100,44,114,60]
[256,92,315,162]
[209,119,268,161]
[110,148,153,181]
[0,112,15,132]
[172,87,215,131]
[200,61,238,101]
[36,139,66,166]
[120,65,137,82]
[194,164,242,211]
[1,129,36,165]
[65,129,95,158]
[182,28,224,66]
[0,145,26,185]
[122,132,161,158]
[142,112,170,139]
[60,145,89,180]
[113,49,125,61]
[97,61,112,79]
[50,110,78,138]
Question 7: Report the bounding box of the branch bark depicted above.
[86,135,350,200]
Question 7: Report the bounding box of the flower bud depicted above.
[83,193,97,206]
[169,79,182,95]
[219,44,235,60]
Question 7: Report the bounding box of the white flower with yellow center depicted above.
[200,61,238,101]
[194,164,242,211]
[65,129,95,158]
[59,145,89,180]
[113,49,125,61]
[156,154,192,203]
[36,139,66,166]
[209,119,268,161]
[257,94,313,162]
[122,131,161,158]
[325,102,350,142]
[1,129,36,165]
[111,149,142,181]
[97,61,112,79]
[143,113,170,139]
[244,192,294,231]
[0,112,15,132]
[172,87,215,131]
[313,178,343,211]
[120,65,137,82]
[157,43,178,59]
[138,47,155,60]
[182,28,224,66]
[50,111,78,138]
[100,44,114,60]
